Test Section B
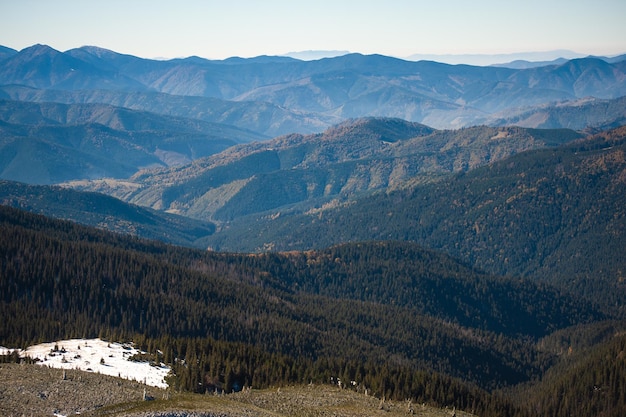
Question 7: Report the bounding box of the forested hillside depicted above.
[69,121,583,223]
[526,331,626,417]
[2,205,623,416]
[0,85,333,138]
[2,43,626,417]
[0,180,215,246]
[203,126,626,314]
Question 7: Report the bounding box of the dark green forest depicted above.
[203,127,626,315]
[1,205,625,417]
[3,46,626,417]
[0,179,216,246]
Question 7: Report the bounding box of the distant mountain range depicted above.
[1,43,625,188]
[2,44,626,417]
[1,44,625,134]
[1,44,625,272]
[406,49,588,66]
[407,50,626,67]
[282,50,351,60]
[488,96,626,130]
[0,99,265,184]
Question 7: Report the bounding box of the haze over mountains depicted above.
[1,42,625,265]
[1,44,625,187]
[0,99,265,183]
[2,43,626,416]
[1,44,625,133]
[283,49,589,64]
[406,49,587,66]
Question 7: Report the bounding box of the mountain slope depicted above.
[3,204,624,417]
[0,180,215,246]
[0,99,265,183]
[249,241,603,338]
[507,58,626,98]
[0,45,17,61]
[200,126,626,313]
[0,99,262,140]
[0,44,147,91]
[87,119,582,223]
[67,118,435,217]
[0,205,604,390]
[517,329,626,417]
[2,45,625,131]
[0,85,335,137]
[487,96,626,130]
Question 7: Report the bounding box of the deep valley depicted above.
[1,44,626,417]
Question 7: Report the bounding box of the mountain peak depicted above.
[326,117,435,142]
[73,45,119,58]
[19,43,60,58]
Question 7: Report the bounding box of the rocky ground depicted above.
[0,363,164,417]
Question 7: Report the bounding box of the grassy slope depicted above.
[0,364,473,417]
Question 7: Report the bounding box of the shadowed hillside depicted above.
[200,126,626,315]
[1,205,624,417]
[0,180,215,246]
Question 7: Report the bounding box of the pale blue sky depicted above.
[1,0,625,60]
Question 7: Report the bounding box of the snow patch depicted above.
[2,338,170,389]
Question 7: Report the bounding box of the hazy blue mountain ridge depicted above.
[0,99,266,184]
[0,45,17,61]
[488,96,626,130]
[0,44,147,91]
[0,99,264,138]
[0,85,335,137]
[2,44,625,132]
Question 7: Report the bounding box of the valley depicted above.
[1,44,626,417]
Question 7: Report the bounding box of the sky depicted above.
[1,0,625,61]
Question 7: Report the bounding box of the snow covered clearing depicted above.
[1,338,170,388]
